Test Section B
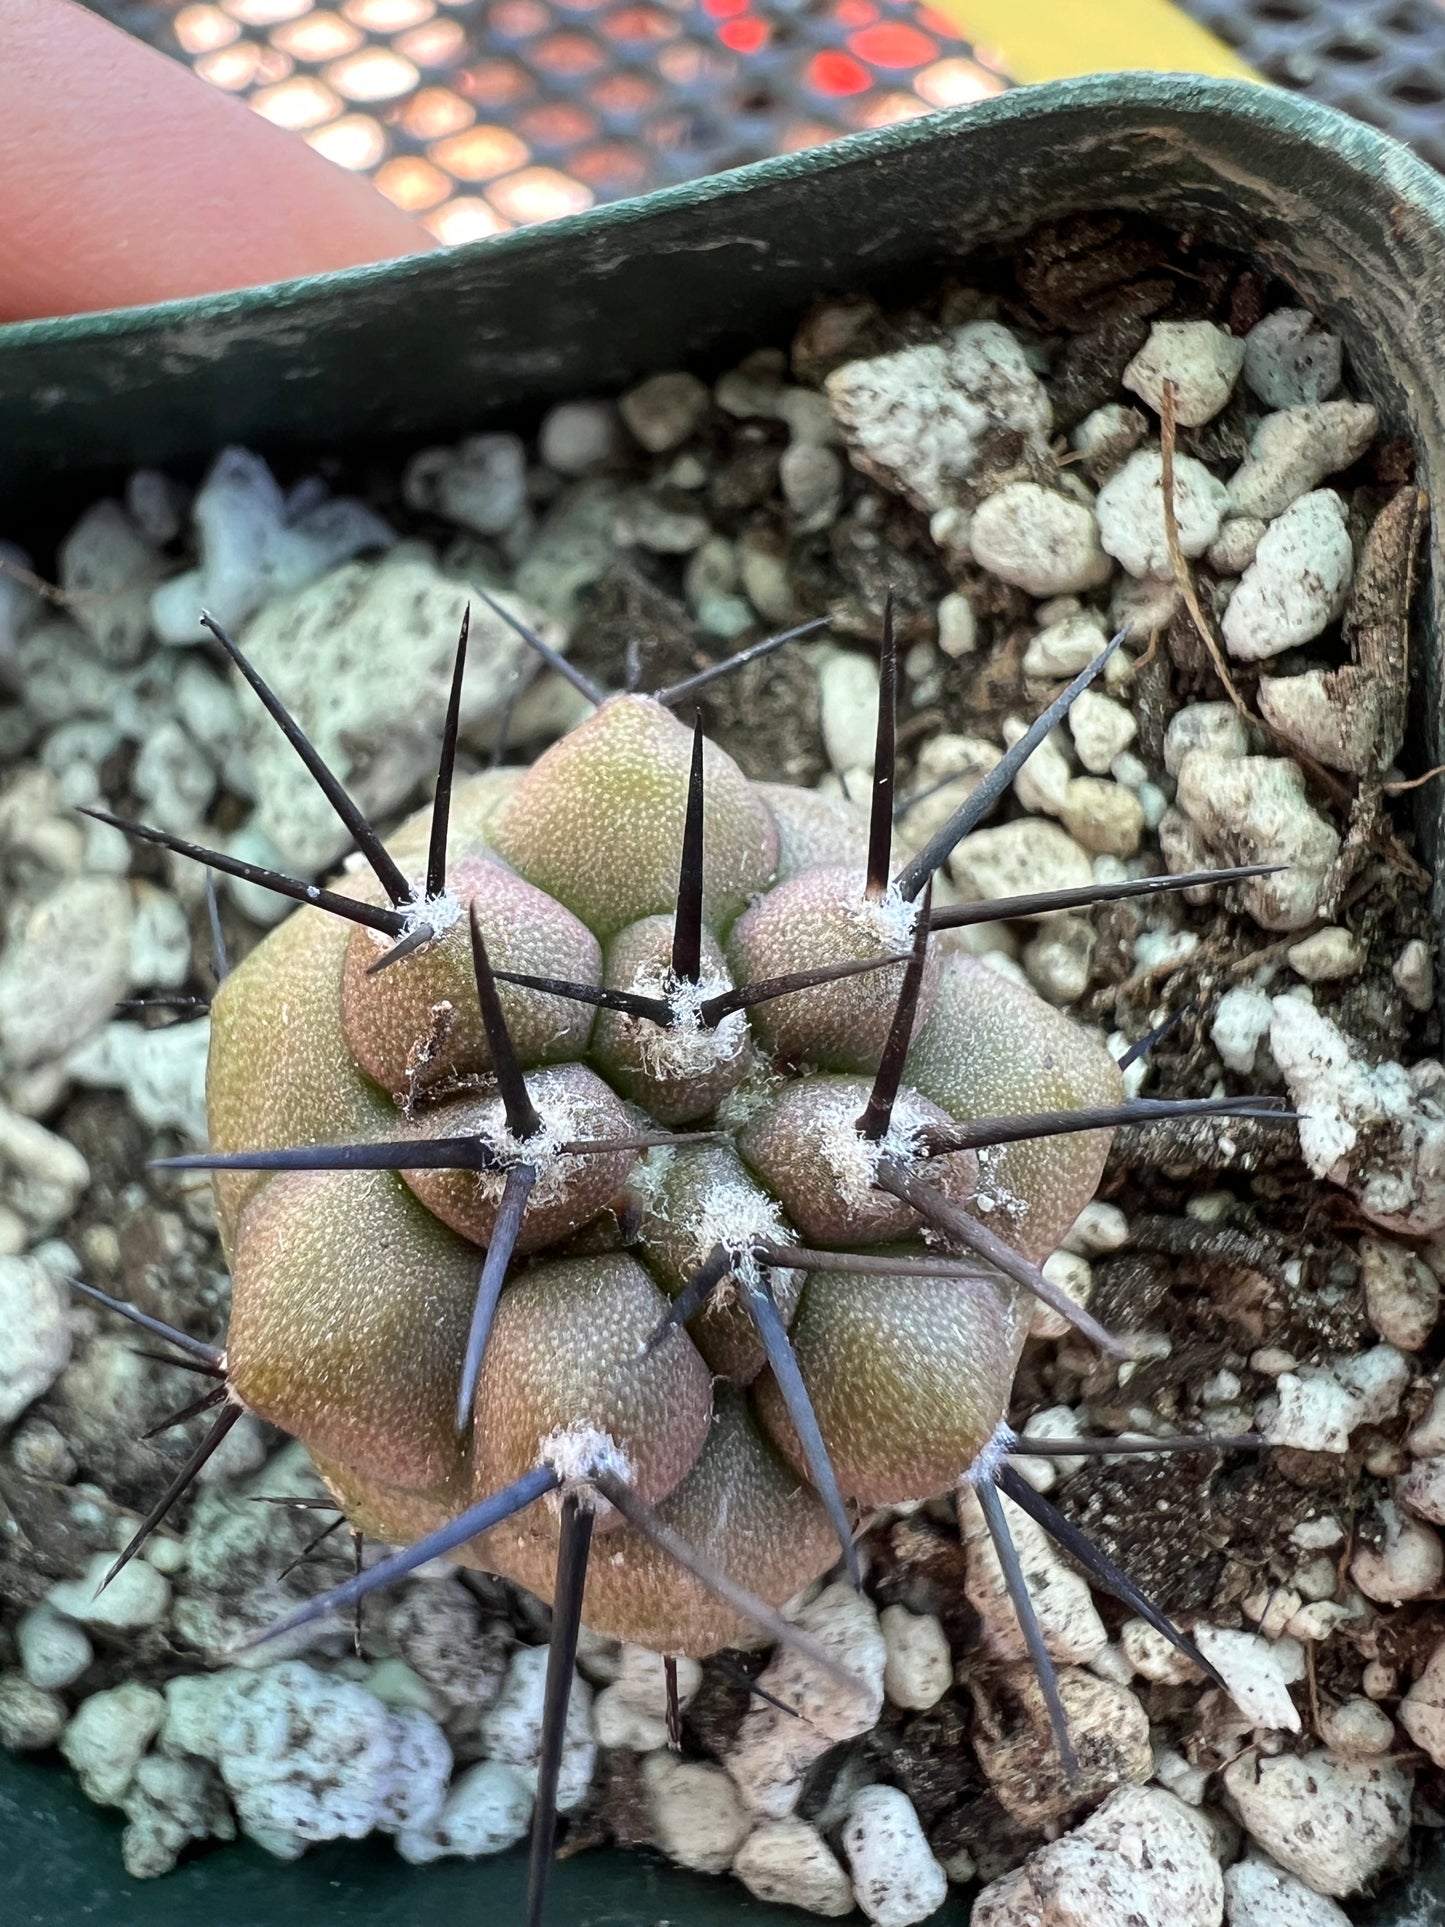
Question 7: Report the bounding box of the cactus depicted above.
[80,601,1287,1920]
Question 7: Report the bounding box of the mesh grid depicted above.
[1177,0,1445,169]
[86,0,1009,240]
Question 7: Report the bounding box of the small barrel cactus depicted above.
[83,602,1282,1919]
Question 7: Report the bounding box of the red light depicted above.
[916,6,958,35]
[718,14,768,51]
[847,21,936,68]
[832,0,876,24]
[702,0,750,16]
[807,48,870,95]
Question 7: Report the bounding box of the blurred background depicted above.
[76,0,1445,246]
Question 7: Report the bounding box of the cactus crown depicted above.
[83,602,1288,1923]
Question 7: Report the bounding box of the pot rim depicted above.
[6,70,1445,353]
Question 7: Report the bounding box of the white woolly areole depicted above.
[624,960,749,1082]
[963,1420,1018,1489]
[464,1082,593,1216]
[361,885,464,950]
[972,1144,1026,1225]
[538,1426,634,1517]
[843,880,921,953]
[810,1083,936,1213]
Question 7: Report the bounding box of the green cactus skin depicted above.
[206,690,1124,1655]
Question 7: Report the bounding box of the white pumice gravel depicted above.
[60,1681,166,1806]
[1255,667,1381,777]
[950,817,1093,905]
[1221,1751,1412,1897]
[1022,608,1111,678]
[733,1817,854,1916]
[1349,1499,1443,1604]
[1067,688,1136,773]
[1285,927,1364,983]
[960,1484,1107,1664]
[1358,1235,1440,1350]
[643,1753,753,1874]
[1243,308,1344,408]
[1226,401,1378,521]
[825,321,1052,515]
[970,482,1112,596]
[840,1785,947,1927]
[1190,1626,1300,1732]
[1221,490,1353,661]
[49,1551,171,1631]
[0,1254,71,1425]
[1224,1857,1352,1927]
[1095,447,1230,578]
[972,1786,1222,1927]
[1123,318,1246,425]
[879,1604,952,1709]
[1173,752,1340,930]
[16,1604,93,1692]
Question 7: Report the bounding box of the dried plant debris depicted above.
[0,211,1442,1923]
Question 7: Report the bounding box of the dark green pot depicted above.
[2,69,1442,1925]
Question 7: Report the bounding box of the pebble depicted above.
[950,818,1093,906]
[1022,917,1094,1007]
[1222,491,1352,661]
[1207,516,1266,575]
[206,1661,451,1856]
[1023,609,1110,679]
[1192,1626,1300,1732]
[0,1101,89,1237]
[1318,1697,1394,1761]
[1063,1200,1128,1255]
[403,432,527,536]
[68,1016,211,1146]
[239,552,534,875]
[825,321,1052,514]
[151,447,393,644]
[1095,448,1229,579]
[841,1785,947,1927]
[879,1605,952,1710]
[61,1682,165,1805]
[1256,669,1379,777]
[1212,985,1274,1075]
[1286,927,1363,983]
[1349,1499,1442,1604]
[120,1752,235,1879]
[780,442,845,529]
[1002,716,1071,818]
[619,371,710,451]
[132,718,216,835]
[1068,689,1136,773]
[643,1754,753,1874]
[1397,1453,1445,1526]
[1060,775,1144,858]
[818,648,880,774]
[1262,1345,1409,1453]
[1222,1750,1412,1896]
[1226,402,1378,522]
[725,1581,885,1818]
[1269,997,1445,1234]
[1244,309,1343,409]
[960,1484,1106,1664]
[1173,752,1340,931]
[1394,938,1434,1012]
[59,499,164,666]
[973,1786,1221,1927]
[538,400,622,476]
[1120,1619,1200,1685]
[1070,402,1148,479]
[936,591,976,658]
[1123,318,1246,425]
[974,1665,1152,1827]
[1359,1236,1439,1350]
[0,873,134,1069]
[49,1551,171,1631]
[733,1817,854,1916]
[1224,1858,1352,1927]
[971,482,1112,596]
[396,1759,532,1864]
[479,1643,595,1812]
[715,349,785,419]
[777,386,839,447]
[17,1604,93,1692]
[1397,1637,1445,1767]
[0,1675,67,1752]
[514,477,623,627]
[0,1256,71,1427]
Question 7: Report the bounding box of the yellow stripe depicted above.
[930,0,1258,83]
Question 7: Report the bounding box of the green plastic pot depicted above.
[1,69,1442,1926]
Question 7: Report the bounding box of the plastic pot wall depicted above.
[0,70,1442,1926]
